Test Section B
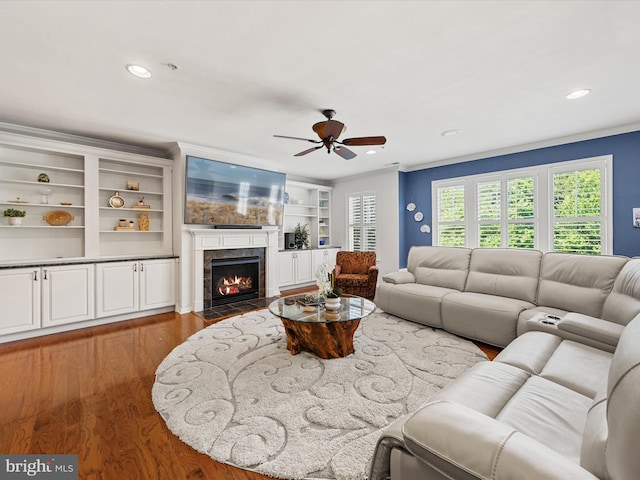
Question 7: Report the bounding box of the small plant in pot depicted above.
[324,269,342,310]
[4,208,26,225]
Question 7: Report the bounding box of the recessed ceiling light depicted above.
[366,150,377,155]
[126,64,152,79]
[441,129,462,137]
[566,89,591,100]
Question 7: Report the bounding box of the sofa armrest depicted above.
[402,401,598,480]
[382,270,415,285]
[558,312,624,348]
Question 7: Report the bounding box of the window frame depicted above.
[431,155,612,254]
[347,191,377,252]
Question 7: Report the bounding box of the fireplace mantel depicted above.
[189,227,280,312]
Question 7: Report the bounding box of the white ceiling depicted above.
[1,1,640,181]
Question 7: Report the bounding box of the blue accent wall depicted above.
[400,130,640,267]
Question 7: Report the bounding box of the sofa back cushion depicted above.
[603,313,640,479]
[336,251,376,275]
[408,246,471,291]
[537,253,627,318]
[602,258,640,325]
[464,248,542,303]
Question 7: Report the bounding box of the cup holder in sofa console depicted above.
[540,314,561,326]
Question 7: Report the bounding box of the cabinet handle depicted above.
[140,263,144,272]
[44,269,48,280]
[33,270,38,281]
[134,264,137,272]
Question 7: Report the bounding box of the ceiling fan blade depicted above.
[341,136,387,146]
[294,145,323,157]
[274,135,320,143]
[333,145,357,160]
[312,120,346,140]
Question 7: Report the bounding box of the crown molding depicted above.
[0,122,171,159]
[406,122,640,172]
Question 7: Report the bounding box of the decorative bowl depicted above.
[43,210,74,226]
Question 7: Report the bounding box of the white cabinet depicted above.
[278,250,313,288]
[139,258,177,310]
[96,258,176,318]
[0,130,173,263]
[97,158,172,258]
[312,248,339,276]
[0,268,40,335]
[282,181,333,249]
[41,264,94,327]
[0,264,94,335]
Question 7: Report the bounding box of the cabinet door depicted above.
[0,268,40,335]
[325,248,338,269]
[139,259,176,310]
[295,250,313,284]
[95,261,139,317]
[278,252,296,287]
[42,264,95,327]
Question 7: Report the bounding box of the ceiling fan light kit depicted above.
[274,109,386,160]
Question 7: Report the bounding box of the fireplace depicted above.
[202,247,266,309]
[211,256,259,306]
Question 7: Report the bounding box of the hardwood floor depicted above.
[0,296,500,480]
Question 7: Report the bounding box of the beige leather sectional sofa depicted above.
[376,246,638,349]
[369,246,640,480]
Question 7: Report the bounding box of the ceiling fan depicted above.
[274,109,387,160]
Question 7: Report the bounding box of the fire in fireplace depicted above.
[211,256,260,306]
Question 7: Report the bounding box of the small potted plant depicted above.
[4,208,26,225]
[324,269,342,310]
[294,222,309,249]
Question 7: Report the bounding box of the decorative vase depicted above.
[324,296,341,311]
[8,217,22,225]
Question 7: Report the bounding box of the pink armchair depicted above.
[334,251,379,301]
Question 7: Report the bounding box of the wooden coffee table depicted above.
[268,294,376,359]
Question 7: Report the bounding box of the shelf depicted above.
[0,160,84,173]
[99,230,163,234]
[99,207,162,213]
[1,202,84,209]
[99,187,163,196]
[0,178,84,189]
[285,203,317,209]
[0,225,84,229]
[99,167,163,178]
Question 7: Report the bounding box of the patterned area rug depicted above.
[152,309,487,480]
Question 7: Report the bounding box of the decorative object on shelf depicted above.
[138,213,149,231]
[420,224,431,234]
[8,197,28,204]
[294,222,309,249]
[60,202,73,206]
[43,210,73,226]
[414,211,424,222]
[4,208,26,225]
[406,202,416,212]
[37,172,50,183]
[109,192,125,208]
[317,263,342,310]
[284,192,289,204]
[132,196,150,209]
[38,187,54,204]
[119,219,128,227]
[126,181,139,191]
[114,225,135,231]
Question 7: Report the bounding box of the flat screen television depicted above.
[184,156,286,227]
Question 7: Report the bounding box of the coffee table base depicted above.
[280,317,361,359]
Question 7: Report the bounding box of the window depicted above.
[432,156,611,254]
[348,192,376,251]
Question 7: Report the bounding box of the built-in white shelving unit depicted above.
[281,180,333,249]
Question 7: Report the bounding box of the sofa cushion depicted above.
[496,375,591,463]
[375,282,457,328]
[580,384,608,479]
[464,248,542,303]
[407,246,471,290]
[602,257,640,325]
[442,291,533,346]
[537,253,627,318]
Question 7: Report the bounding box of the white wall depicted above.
[331,166,400,277]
